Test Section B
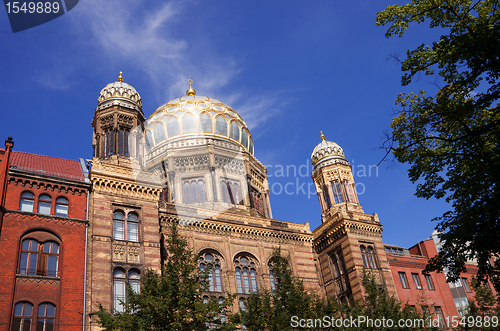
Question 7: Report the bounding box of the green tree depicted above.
[456,278,500,330]
[237,248,320,330]
[318,271,438,330]
[376,0,500,287]
[96,222,236,331]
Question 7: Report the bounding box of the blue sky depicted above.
[0,0,449,248]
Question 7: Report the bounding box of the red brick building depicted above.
[386,233,497,328]
[0,137,90,331]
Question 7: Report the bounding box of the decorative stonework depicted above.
[99,114,114,129]
[214,155,244,174]
[91,176,162,201]
[174,155,209,172]
[118,114,134,128]
[113,244,126,261]
[128,246,140,263]
[8,176,87,195]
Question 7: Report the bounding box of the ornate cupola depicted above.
[311,131,362,221]
[92,72,146,166]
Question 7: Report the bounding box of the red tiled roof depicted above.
[10,151,85,182]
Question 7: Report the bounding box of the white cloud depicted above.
[68,0,288,130]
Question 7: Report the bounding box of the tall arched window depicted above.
[367,246,377,269]
[360,245,369,268]
[167,117,180,137]
[199,251,223,292]
[113,268,126,312]
[118,129,130,156]
[234,254,258,294]
[37,303,56,331]
[182,113,196,133]
[127,213,139,243]
[12,302,33,331]
[153,123,166,143]
[20,192,34,212]
[199,113,213,132]
[55,197,68,217]
[145,130,153,150]
[221,180,243,205]
[330,180,344,204]
[322,185,331,209]
[19,239,38,275]
[343,180,357,203]
[269,260,277,291]
[230,121,240,141]
[241,129,249,149]
[215,116,228,135]
[129,269,141,294]
[183,179,205,204]
[38,194,52,215]
[113,211,125,241]
[113,211,140,242]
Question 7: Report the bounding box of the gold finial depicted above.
[186,76,196,96]
[118,71,123,82]
[320,131,325,141]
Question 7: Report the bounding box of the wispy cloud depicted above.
[65,0,291,130]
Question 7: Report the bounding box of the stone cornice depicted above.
[8,170,90,191]
[4,209,88,226]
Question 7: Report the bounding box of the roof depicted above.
[10,151,85,182]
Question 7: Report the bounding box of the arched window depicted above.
[12,302,33,331]
[127,213,139,242]
[113,268,126,312]
[221,180,243,205]
[215,116,228,135]
[367,246,377,269]
[167,117,180,137]
[19,239,59,277]
[249,137,254,155]
[113,211,140,242]
[238,298,247,311]
[182,113,196,133]
[343,180,357,203]
[241,129,249,149]
[269,260,277,291]
[322,185,331,209]
[251,190,263,214]
[230,121,240,141]
[20,192,34,212]
[234,254,258,294]
[153,123,166,144]
[37,303,56,331]
[118,129,130,156]
[55,197,68,217]
[199,113,213,132]
[104,130,115,156]
[113,211,125,241]
[38,194,52,215]
[183,179,205,204]
[129,269,141,294]
[330,180,344,204]
[360,245,369,268]
[199,251,223,292]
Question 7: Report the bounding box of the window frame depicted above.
[399,272,409,289]
[20,191,34,212]
[55,197,69,217]
[12,301,33,331]
[183,179,206,204]
[462,278,471,293]
[199,251,223,293]
[425,274,435,290]
[234,254,258,294]
[113,267,141,313]
[37,302,56,331]
[112,210,140,242]
[412,273,422,290]
[38,194,52,215]
[19,239,60,277]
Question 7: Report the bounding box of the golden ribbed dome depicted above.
[311,131,346,169]
[97,72,142,111]
[145,94,254,155]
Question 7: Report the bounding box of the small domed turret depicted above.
[97,72,142,112]
[311,131,348,173]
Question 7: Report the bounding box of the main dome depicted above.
[144,94,254,155]
[97,72,142,112]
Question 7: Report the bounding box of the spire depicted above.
[320,131,325,141]
[186,76,196,96]
[118,71,123,83]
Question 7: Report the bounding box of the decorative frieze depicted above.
[113,244,126,261]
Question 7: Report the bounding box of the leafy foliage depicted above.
[455,278,500,330]
[376,0,500,287]
[237,248,321,330]
[96,222,235,331]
